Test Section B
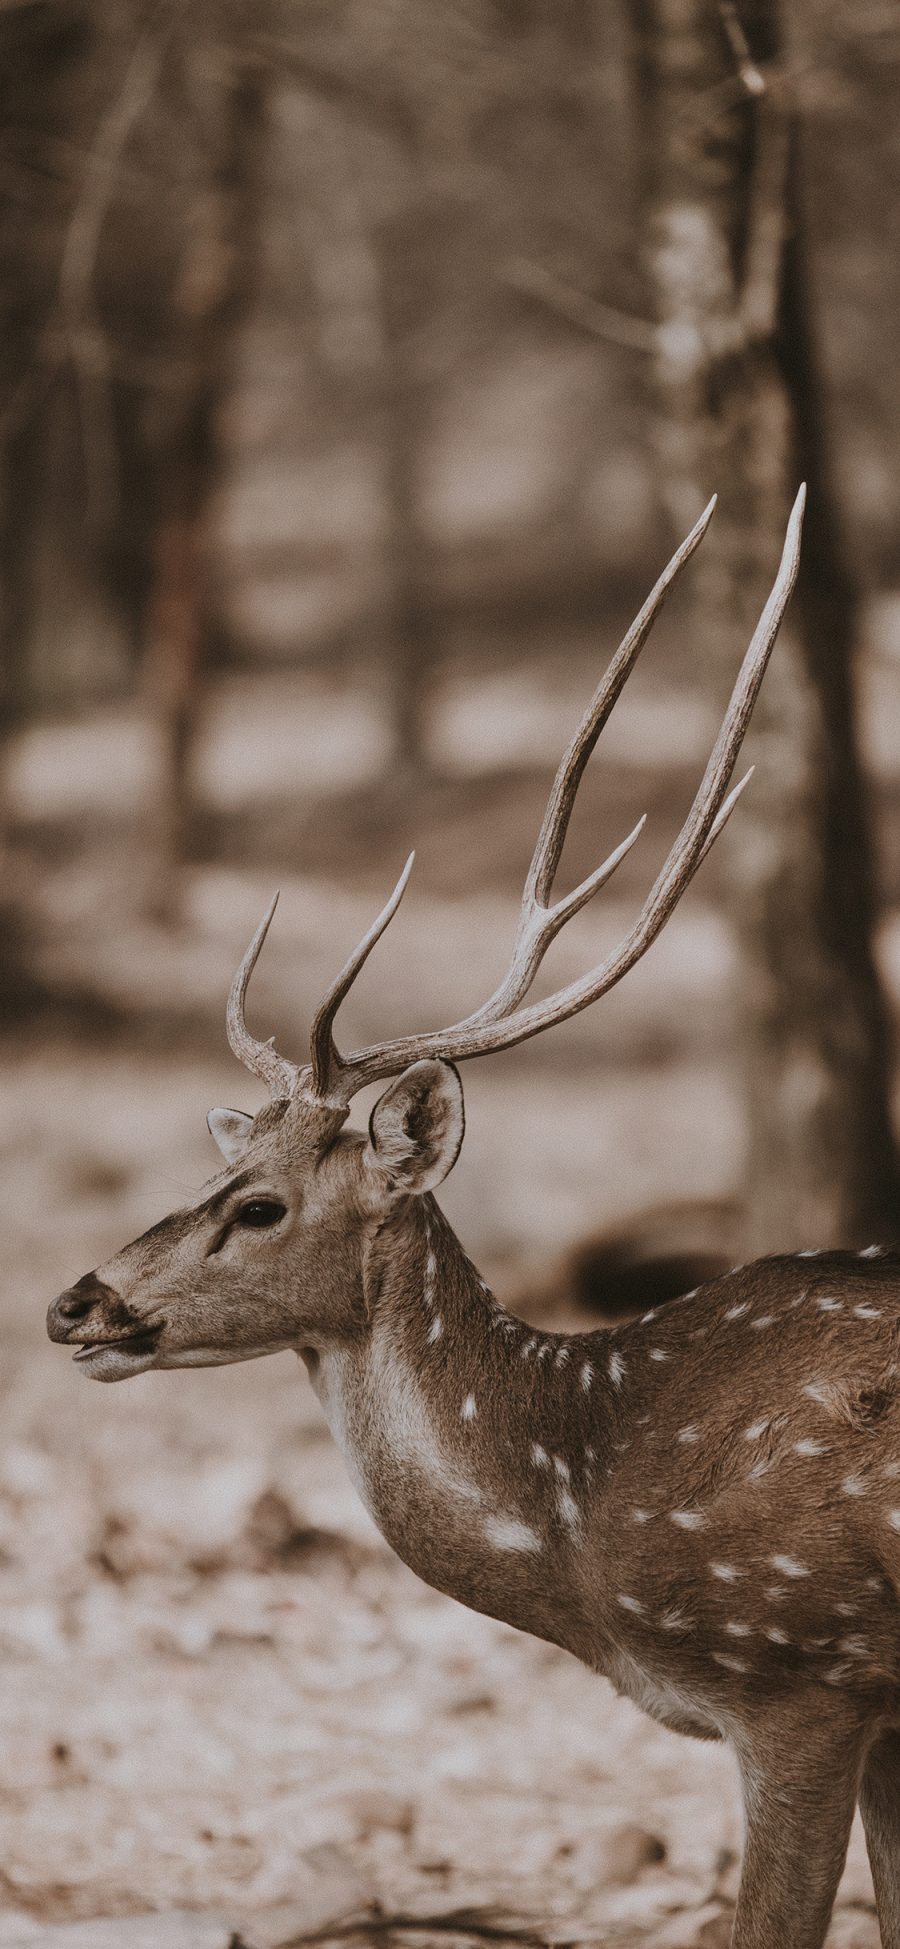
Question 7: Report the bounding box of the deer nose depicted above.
[47,1274,106,1340]
[55,1287,95,1320]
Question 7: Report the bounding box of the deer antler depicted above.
[226,486,805,1105]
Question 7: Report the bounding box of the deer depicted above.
[48,483,900,1949]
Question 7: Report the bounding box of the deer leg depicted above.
[730,1707,864,1949]
[859,1727,900,1948]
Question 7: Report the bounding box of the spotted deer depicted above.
[50,486,900,1948]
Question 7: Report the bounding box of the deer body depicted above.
[49,489,900,1947]
[313,1210,900,1711]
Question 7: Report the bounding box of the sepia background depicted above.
[3,2,900,1943]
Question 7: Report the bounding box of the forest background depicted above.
[2,3,900,1944]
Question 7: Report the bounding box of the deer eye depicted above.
[235,1200,286,1229]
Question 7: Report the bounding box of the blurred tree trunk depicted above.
[0,1,99,1010]
[627,0,900,1251]
[377,197,439,783]
[0,5,268,929]
[139,49,267,919]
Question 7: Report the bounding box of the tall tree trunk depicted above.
[140,50,268,919]
[377,198,439,783]
[628,0,900,1251]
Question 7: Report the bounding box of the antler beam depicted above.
[226,486,805,1105]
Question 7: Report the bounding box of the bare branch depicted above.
[58,16,166,525]
[504,258,656,355]
[718,0,767,96]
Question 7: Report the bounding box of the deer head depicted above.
[47,489,805,1380]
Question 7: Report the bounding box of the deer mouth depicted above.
[72,1326,162,1381]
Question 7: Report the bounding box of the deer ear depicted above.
[365,1060,465,1194]
[207,1107,255,1164]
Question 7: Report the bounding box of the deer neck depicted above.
[305,1195,615,1659]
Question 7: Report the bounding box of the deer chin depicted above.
[72,1327,162,1382]
[154,1340,295,1371]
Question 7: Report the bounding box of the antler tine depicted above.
[226,893,301,1098]
[455,497,717,1027]
[332,485,804,1096]
[301,500,715,1100]
[308,853,416,1099]
[466,813,648,1027]
[696,765,755,866]
[525,495,716,911]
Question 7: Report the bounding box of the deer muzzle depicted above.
[46,1273,162,1379]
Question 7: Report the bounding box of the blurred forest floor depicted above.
[4,588,900,1943]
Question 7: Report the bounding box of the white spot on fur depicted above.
[883,1461,900,1479]
[744,1419,770,1440]
[537,1343,551,1361]
[770,1554,809,1578]
[860,1245,884,1258]
[888,1509,900,1531]
[794,1438,826,1456]
[670,1509,705,1529]
[617,1593,643,1613]
[484,1516,541,1553]
[659,1609,690,1632]
[553,1455,570,1483]
[641,1309,658,1324]
[798,1248,825,1257]
[531,1442,549,1469]
[725,1621,751,1637]
[678,1425,700,1444]
[555,1344,569,1367]
[750,1315,776,1330]
[427,1316,443,1344]
[608,1351,626,1388]
[712,1651,748,1672]
[725,1302,750,1321]
[632,1508,651,1523]
[521,1337,537,1359]
[557,1488,580,1531]
[853,1304,882,1319]
[841,1474,867,1497]
[803,1383,830,1403]
[580,1360,593,1391]
[710,1563,743,1583]
[748,1458,771,1478]
[765,1627,789,1644]
[649,1348,670,1362]
[816,1297,842,1312]
[461,1394,477,1422]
